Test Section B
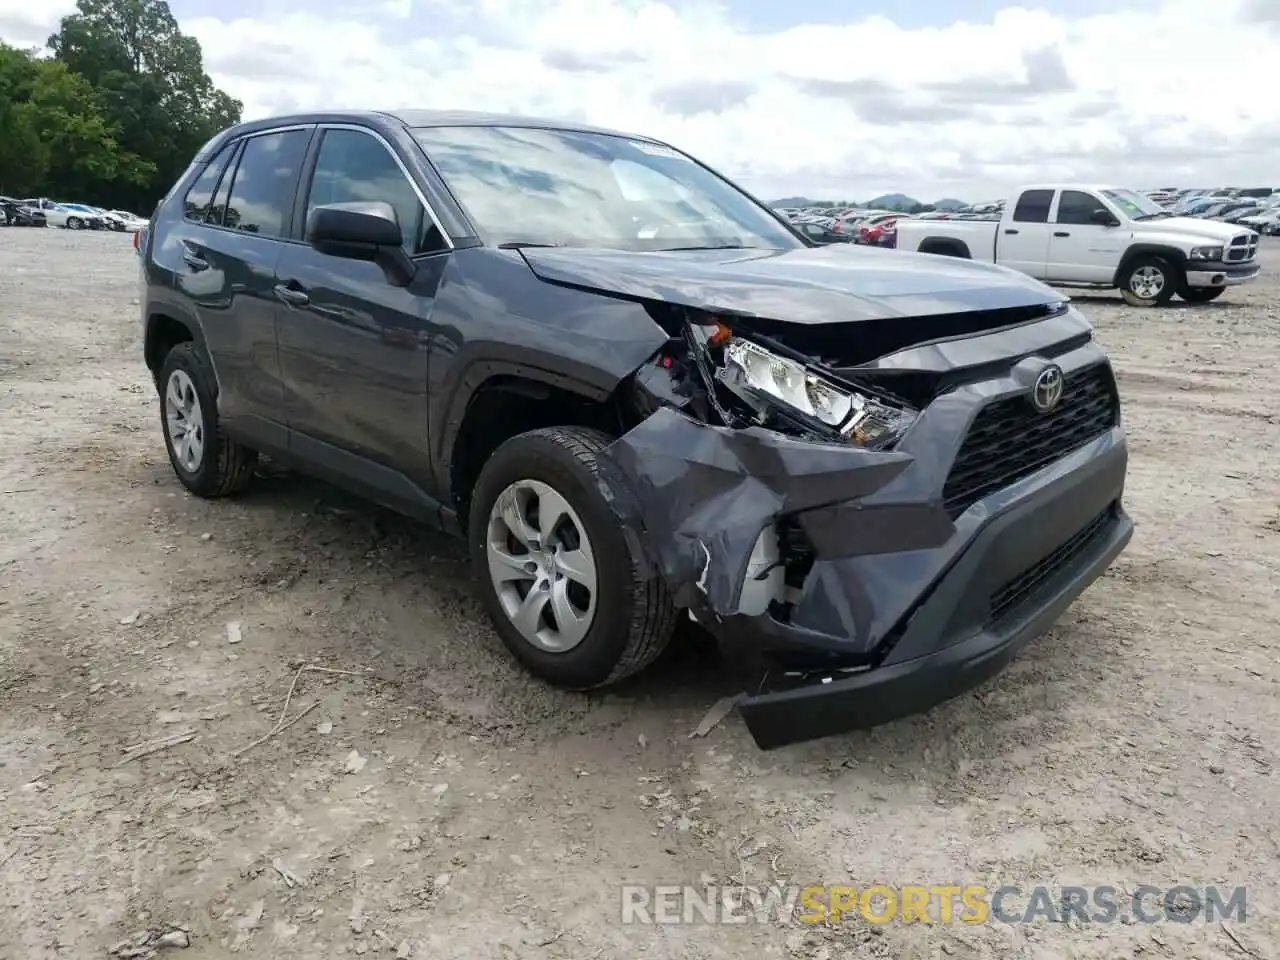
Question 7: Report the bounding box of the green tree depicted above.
[46,0,241,209]
[0,42,150,198]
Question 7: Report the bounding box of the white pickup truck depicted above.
[896,185,1261,306]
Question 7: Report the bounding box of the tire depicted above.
[158,341,257,498]
[1178,286,1226,303]
[468,425,677,690]
[1119,255,1178,307]
[66,216,82,230]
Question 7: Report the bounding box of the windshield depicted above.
[412,125,801,252]
[1101,188,1169,220]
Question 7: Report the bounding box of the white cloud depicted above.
[3,0,1276,202]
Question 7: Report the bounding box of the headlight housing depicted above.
[714,336,917,449]
[1188,245,1223,261]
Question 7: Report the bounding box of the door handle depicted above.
[1004,228,1019,235]
[181,249,209,271]
[1053,231,1070,238]
[273,283,310,307]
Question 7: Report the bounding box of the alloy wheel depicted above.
[485,479,598,653]
[1130,265,1165,300]
[164,369,205,472]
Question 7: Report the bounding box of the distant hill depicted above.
[770,193,970,210]
[868,193,918,209]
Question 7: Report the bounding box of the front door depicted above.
[274,125,451,489]
[1046,189,1126,284]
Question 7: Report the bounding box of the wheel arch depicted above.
[1113,244,1187,287]
[917,237,972,258]
[441,365,626,525]
[144,305,209,386]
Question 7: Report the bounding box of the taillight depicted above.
[132,229,140,251]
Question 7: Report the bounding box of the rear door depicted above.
[170,125,314,438]
[273,124,451,486]
[997,189,1053,277]
[1046,189,1125,283]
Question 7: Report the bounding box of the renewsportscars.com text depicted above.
[620,884,1247,925]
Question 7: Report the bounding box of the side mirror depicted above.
[306,201,415,286]
[1091,208,1119,227]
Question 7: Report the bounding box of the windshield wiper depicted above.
[1132,212,1173,221]
[497,241,564,249]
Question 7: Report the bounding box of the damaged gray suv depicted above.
[140,110,1133,749]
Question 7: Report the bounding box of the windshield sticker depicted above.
[630,140,684,159]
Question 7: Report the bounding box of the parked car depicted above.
[22,199,103,230]
[58,203,109,229]
[0,196,48,227]
[109,209,149,231]
[791,220,848,244]
[1240,209,1280,235]
[897,184,1260,305]
[139,109,1131,749]
[858,213,907,246]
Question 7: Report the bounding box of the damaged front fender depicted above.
[596,407,954,630]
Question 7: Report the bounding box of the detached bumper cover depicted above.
[738,447,1131,749]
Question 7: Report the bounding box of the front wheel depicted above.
[468,426,676,690]
[66,216,82,230]
[1178,286,1225,303]
[1120,256,1177,307]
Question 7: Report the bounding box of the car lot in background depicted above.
[4,226,1279,959]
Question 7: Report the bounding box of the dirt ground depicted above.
[1,227,1278,960]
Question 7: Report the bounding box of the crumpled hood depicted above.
[518,244,1064,323]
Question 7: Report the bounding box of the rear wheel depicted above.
[1178,286,1225,303]
[1120,256,1177,307]
[66,216,83,230]
[468,426,676,690]
[158,342,257,498]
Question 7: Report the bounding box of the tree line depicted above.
[0,0,241,214]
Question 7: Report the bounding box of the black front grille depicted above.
[943,364,1118,518]
[987,505,1114,625]
[1227,234,1258,262]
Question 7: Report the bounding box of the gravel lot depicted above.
[2,228,1278,960]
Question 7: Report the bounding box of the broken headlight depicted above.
[717,336,916,448]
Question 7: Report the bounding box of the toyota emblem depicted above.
[1031,365,1065,413]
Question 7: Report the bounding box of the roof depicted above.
[380,108,646,140]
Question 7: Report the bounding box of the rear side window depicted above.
[1012,189,1053,223]
[206,142,243,227]
[183,145,235,222]
[223,130,311,237]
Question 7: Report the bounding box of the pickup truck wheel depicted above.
[1120,256,1177,307]
[469,426,677,690]
[158,342,258,498]
[1178,286,1226,303]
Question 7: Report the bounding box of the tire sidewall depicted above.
[468,433,641,689]
[67,217,81,230]
[159,344,221,496]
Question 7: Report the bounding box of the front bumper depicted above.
[1184,261,1260,288]
[600,321,1131,750]
[735,436,1131,749]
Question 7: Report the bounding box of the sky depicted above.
[1,0,1275,203]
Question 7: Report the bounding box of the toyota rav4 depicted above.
[139,110,1133,749]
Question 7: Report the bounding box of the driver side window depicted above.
[306,128,445,254]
